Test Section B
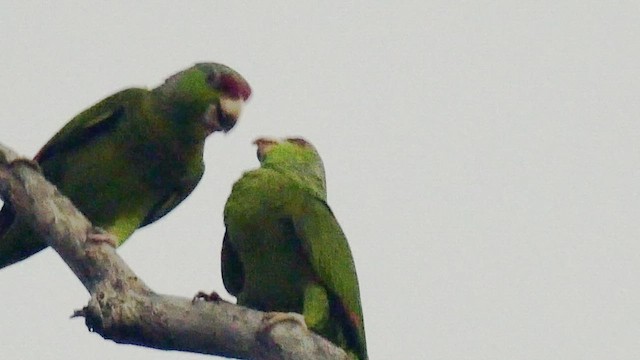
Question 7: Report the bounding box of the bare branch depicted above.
[0,143,348,360]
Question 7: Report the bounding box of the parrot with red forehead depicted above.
[222,137,367,359]
[0,62,251,269]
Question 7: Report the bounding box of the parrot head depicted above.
[156,62,252,136]
[253,137,327,200]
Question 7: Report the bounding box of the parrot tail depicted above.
[0,204,47,269]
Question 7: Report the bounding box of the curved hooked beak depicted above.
[253,137,279,162]
[203,96,246,134]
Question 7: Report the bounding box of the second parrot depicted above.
[222,137,367,359]
[0,62,251,269]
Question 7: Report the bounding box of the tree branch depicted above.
[0,143,348,360]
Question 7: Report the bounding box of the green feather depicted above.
[0,63,251,268]
[222,138,367,359]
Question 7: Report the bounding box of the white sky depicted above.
[1,1,639,359]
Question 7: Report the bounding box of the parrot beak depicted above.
[253,137,279,162]
[202,96,246,134]
[220,97,244,129]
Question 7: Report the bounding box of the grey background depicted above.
[1,1,639,359]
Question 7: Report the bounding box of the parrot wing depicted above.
[291,194,367,359]
[34,88,145,163]
[221,230,245,296]
[139,168,203,227]
[1,89,141,238]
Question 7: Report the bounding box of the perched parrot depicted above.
[222,137,367,359]
[0,63,251,269]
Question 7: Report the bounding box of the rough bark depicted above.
[0,143,348,360]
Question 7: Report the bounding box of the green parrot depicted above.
[0,63,251,269]
[222,137,367,359]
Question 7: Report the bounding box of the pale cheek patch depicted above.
[220,97,244,120]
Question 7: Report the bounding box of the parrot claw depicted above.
[87,227,118,248]
[192,291,227,303]
[262,312,308,332]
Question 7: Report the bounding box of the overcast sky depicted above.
[1,2,639,359]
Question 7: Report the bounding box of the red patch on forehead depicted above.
[285,137,311,148]
[220,73,252,100]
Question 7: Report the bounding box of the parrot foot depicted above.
[87,227,118,248]
[192,291,227,303]
[262,312,308,332]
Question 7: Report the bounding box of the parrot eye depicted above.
[206,72,221,89]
